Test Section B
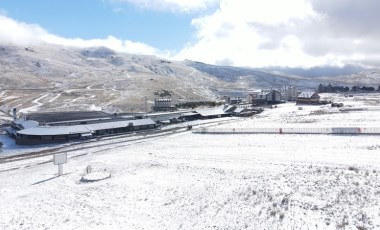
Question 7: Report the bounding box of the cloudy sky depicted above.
[0,0,379,68]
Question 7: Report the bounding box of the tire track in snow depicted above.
[19,93,50,114]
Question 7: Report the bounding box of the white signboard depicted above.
[53,153,67,165]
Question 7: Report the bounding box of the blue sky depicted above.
[0,0,197,52]
[1,0,380,68]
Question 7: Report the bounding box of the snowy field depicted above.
[1,93,380,229]
[0,117,238,158]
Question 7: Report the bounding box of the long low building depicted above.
[15,118,157,145]
[8,105,259,145]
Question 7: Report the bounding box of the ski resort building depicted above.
[15,119,157,145]
[195,105,236,119]
[7,105,259,145]
[225,97,242,105]
[251,90,282,105]
[280,86,298,101]
[153,98,176,111]
[296,91,321,104]
[6,111,159,145]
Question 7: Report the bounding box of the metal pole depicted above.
[58,164,63,176]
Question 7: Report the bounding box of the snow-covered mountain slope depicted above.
[185,60,380,88]
[184,60,320,88]
[0,44,226,113]
[316,71,380,86]
[1,43,379,114]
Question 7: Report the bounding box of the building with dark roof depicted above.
[296,91,320,104]
[15,118,157,145]
[6,111,159,145]
[24,111,113,123]
[250,90,282,105]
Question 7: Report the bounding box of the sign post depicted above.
[53,153,67,176]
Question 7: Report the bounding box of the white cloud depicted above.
[41,34,158,55]
[174,0,380,68]
[173,0,322,67]
[0,14,46,45]
[109,0,219,13]
[3,0,380,68]
[0,14,158,55]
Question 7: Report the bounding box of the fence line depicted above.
[193,127,380,135]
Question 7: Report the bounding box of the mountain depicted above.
[184,60,380,88]
[261,65,365,78]
[0,44,379,115]
[184,60,320,89]
[0,44,227,114]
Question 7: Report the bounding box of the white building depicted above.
[153,98,174,111]
[280,86,297,101]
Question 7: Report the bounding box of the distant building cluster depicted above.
[318,84,349,93]
[246,86,297,105]
[318,83,380,93]
[351,85,380,92]
[244,86,326,106]
[15,81,380,146]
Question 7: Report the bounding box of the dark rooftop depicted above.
[25,111,113,123]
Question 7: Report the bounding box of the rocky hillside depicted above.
[184,60,380,89]
[0,44,227,113]
[0,43,379,115]
[184,60,319,89]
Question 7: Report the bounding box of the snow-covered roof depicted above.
[224,105,236,112]
[17,125,90,136]
[155,98,171,102]
[298,92,317,98]
[20,120,39,129]
[12,118,39,129]
[180,112,198,117]
[13,118,26,125]
[87,119,155,131]
[149,114,181,122]
[196,107,227,117]
[47,117,112,125]
[234,108,245,113]
[17,119,156,136]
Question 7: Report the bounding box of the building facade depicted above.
[153,98,175,111]
[15,118,158,145]
[296,91,321,104]
[251,90,282,105]
[280,86,297,101]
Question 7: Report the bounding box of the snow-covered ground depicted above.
[1,93,380,229]
[217,93,380,129]
[0,116,238,157]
